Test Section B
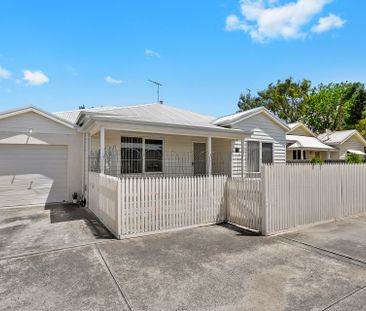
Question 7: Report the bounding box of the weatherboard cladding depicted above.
[231,113,287,176]
[338,136,365,160]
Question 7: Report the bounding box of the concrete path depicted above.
[281,214,366,264]
[0,205,365,310]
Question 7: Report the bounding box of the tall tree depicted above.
[303,82,366,133]
[237,78,311,123]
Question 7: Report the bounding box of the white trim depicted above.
[0,105,77,129]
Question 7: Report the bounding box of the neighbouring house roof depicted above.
[287,122,316,137]
[318,130,366,146]
[213,106,289,131]
[286,135,334,151]
[347,149,366,156]
[56,102,249,138]
[0,105,76,129]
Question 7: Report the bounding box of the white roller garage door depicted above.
[0,145,68,207]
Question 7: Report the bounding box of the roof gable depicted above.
[0,105,76,129]
[318,130,366,146]
[287,122,315,137]
[213,107,289,131]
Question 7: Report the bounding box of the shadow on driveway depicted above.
[0,204,114,258]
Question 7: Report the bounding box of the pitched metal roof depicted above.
[286,135,334,150]
[213,106,289,131]
[318,130,366,146]
[54,103,218,128]
[54,103,249,138]
[53,106,121,124]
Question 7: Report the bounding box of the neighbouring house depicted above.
[213,107,289,178]
[0,103,288,208]
[286,122,335,161]
[318,129,366,160]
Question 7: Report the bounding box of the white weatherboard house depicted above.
[0,103,287,208]
[318,129,366,160]
[286,122,335,161]
[214,107,289,177]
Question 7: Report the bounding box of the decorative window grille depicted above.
[121,137,143,174]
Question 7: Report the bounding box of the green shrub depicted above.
[346,153,363,164]
[310,157,324,164]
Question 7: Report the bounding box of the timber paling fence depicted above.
[88,164,366,239]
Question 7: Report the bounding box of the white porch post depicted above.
[241,139,245,178]
[206,136,212,176]
[100,127,105,174]
[326,151,330,160]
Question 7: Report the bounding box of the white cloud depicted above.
[225,15,250,31]
[225,0,343,42]
[23,70,49,85]
[105,75,123,85]
[145,49,160,58]
[0,66,11,79]
[312,13,346,33]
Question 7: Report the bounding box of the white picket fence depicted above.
[261,164,366,235]
[226,178,262,231]
[89,165,366,239]
[120,175,227,237]
[88,173,227,238]
[89,172,120,237]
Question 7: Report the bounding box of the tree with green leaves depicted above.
[237,79,366,136]
[303,82,366,133]
[238,78,312,123]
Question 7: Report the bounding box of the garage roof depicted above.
[0,105,76,129]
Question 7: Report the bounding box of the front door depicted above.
[193,143,206,175]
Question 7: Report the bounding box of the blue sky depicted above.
[0,0,364,116]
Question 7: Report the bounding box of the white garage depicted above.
[0,145,68,207]
[0,106,83,208]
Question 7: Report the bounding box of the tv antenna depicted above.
[148,79,163,103]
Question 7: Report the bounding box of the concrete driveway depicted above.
[0,205,365,311]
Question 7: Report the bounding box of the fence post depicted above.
[117,179,122,239]
[261,165,268,235]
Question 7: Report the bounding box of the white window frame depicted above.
[121,135,164,174]
[245,139,274,173]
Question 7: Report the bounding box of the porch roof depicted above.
[78,103,249,139]
[286,135,334,151]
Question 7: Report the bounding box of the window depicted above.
[121,137,163,174]
[247,141,260,172]
[293,150,302,160]
[145,139,163,172]
[121,137,143,174]
[262,143,273,164]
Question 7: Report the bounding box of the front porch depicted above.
[87,128,241,178]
